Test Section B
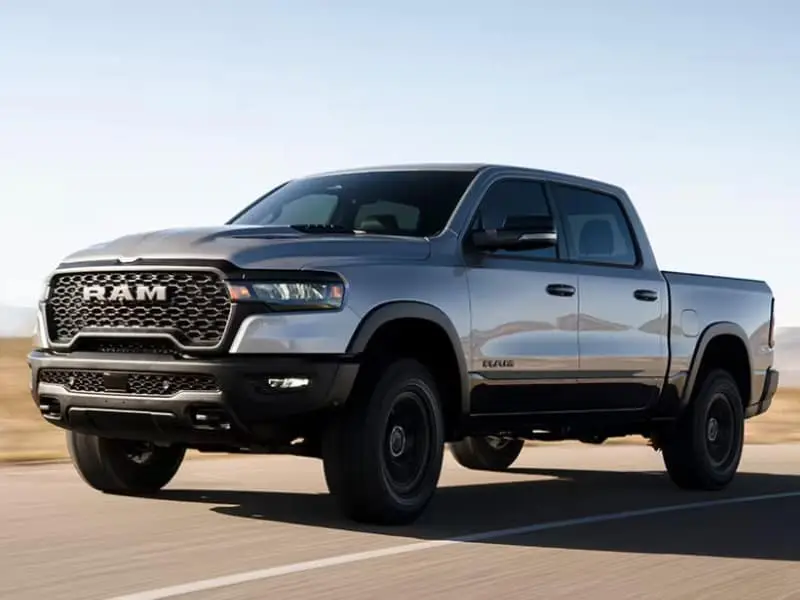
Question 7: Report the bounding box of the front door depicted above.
[464,177,582,415]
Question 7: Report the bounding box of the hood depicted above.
[59,225,432,271]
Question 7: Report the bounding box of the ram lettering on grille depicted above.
[82,284,169,302]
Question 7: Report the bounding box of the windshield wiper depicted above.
[289,224,364,234]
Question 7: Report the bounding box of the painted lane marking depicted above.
[106,490,800,600]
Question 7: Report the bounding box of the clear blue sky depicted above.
[1,1,798,324]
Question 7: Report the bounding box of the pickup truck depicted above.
[28,163,779,525]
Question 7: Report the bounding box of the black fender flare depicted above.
[346,301,470,418]
[680,321,753,409]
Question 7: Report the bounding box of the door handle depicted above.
[634,289,658,302]
[546,283,576,298]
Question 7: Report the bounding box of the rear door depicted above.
[464,177,582,415]
[548,182,669,410]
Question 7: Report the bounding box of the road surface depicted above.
[2,443,800,600]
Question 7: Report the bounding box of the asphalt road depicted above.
[2,443,800,600]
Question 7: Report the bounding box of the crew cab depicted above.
[28,163,779,525]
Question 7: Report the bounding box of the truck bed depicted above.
[662,270,774,405]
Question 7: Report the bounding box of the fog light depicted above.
[190,408,231,430]
[267,377,310,389]
[39,399,62,419]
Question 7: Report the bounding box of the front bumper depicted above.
[746,368,779,418]
[27,350,359,446]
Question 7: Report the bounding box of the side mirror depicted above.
[470,215,557,251]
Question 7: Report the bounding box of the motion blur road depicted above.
[2,444,799,600]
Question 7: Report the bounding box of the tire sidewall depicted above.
[68,430,186,493]
[477,436,524,469]
[690,371,744,485]
[449,436,525,471]
[365,360,445,512]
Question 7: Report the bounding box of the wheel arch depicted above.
[346,301,470,431]
[681,321,753,411]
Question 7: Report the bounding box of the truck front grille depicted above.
[45,270,232,348]
[39,369,219,396]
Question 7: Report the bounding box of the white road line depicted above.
[106,490,800,600]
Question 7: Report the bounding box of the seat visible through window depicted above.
[578,219,614,257]
[551,183,638,266]
[358,214,400,233]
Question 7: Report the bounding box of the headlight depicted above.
[227,281,345,310]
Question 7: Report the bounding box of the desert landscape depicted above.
[2,332,799,463]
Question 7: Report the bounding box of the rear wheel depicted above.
[322,358,445,525]
[661,369,744,490]
[66,431,185,494]
[449,436,525,471]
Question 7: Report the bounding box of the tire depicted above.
[322,358,445,525]
[661,369,745,491]
[449,436,524,471]
[66,431,186,495]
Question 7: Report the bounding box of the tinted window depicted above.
[355,200,420,231]
[473,179,556,259]
[552,184,638,266]
[274,193,337,224]
[230,170,476,237]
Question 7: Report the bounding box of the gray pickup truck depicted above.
[28,163,779,525]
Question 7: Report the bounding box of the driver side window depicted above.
[473,178,557,259]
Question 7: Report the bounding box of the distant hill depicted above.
[0,305,37,338]
[775,326,800,356]
[775,327,800,387]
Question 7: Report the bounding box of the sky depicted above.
[1,0,799,325]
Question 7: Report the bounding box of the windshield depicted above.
[229,169,477,237]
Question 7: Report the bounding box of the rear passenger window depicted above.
[552,184,638,266]
[473,179,557,260]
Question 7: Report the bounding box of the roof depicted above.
[304,162,491,176]
[299,162,627,197]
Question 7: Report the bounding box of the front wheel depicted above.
[322,358,445,525]
[449,436,525,471]
[661,369,745,490]
[66,431,186,494]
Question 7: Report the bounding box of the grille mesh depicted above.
[45,270,232,347]
[74,339,180,355]
[39,369,219,396]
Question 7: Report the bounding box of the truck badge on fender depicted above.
[482,359,514,368]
